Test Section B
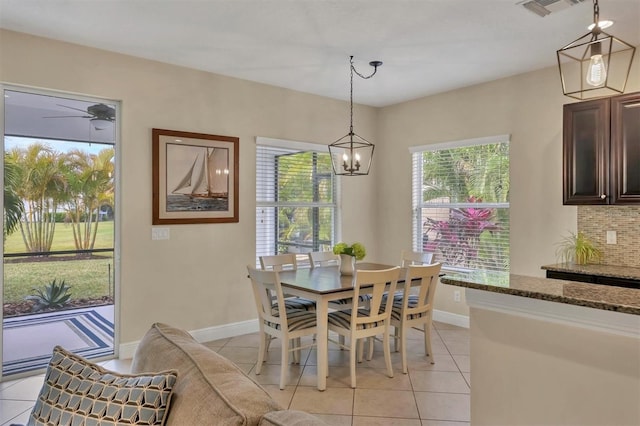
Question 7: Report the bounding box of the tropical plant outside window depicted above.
[412,138,510,272]
[3,137,115,317]
[256,141,337,264]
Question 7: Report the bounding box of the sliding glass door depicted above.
[1,88,119,379]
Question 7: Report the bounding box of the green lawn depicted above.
[3,256,113,303]
[4,221,114,254]
[3,221,114,304]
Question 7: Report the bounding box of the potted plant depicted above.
[333,242,366,275]
[555,231,603,265]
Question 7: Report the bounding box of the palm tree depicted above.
[3,153,24,240]
[63,148,114,251]
[9,144,67,253]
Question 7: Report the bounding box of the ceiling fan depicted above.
[44,103,115,130]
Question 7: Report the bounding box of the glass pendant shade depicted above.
[557,1,636,100]
[329,132,375,176]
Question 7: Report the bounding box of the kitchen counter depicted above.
[453,271,640,425]
[441,270,640,315]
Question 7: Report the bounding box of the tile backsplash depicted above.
[578,206,640,267]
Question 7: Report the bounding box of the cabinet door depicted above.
[563,99,610,205]
[611,92,640,204]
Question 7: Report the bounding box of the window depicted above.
[411,135,510,272]
[256,138,337,265]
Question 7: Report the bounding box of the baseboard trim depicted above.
[118,319,260,359]
[118,312,469,359]
[433,309,469,329]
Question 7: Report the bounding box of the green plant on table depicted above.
[555,231,602,265]
[333,242,366,260]
[26,279,72,311]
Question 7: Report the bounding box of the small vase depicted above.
[339,254,356,276]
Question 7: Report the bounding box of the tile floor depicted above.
[0,321,470,425]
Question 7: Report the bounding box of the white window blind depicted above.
[256,139,337,266]
[411,136,510,272]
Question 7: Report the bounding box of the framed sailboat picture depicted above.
[152,128,239,224]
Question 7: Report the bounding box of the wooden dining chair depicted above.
[327,267,401,388]
[247,266,317,389]
[401,249,434,267]
[260,253,298,271]
[259,254,316,312]
[386,262,442,373]
[307,251,339,269]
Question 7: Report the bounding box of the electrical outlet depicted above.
[454,290,461,302]
[151,227,170,240]
[606,230,617,245]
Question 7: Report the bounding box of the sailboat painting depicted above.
[153,129,239,224]
[167,144,229,211]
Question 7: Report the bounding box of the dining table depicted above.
[278,262,400,391]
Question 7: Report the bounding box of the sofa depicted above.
[130,322,327,426]
[23,322,326,426]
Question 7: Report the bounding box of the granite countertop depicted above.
[440,270,640,315]
[541,263,640,281]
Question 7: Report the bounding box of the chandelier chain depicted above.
[593,0,599,26]
[348,56,380,134]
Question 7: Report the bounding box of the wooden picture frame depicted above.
[152,128,239,224]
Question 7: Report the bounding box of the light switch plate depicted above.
[606,230,617,245]
[152,227,170,240]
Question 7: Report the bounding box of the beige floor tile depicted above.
[432,322,467,331]
[353,415,422,425]
[0,400,35,425]
[224,332,261,347]
[421,420,470,426]
[205,336,231,347]
[261,384,296,408]
[0,376,43,401]
[440,340,469,356]
[299,365,352,388]
[462,372,470,387]
[246,362,304,386]
[289,386,354,415]
[217,346,260,364]
[349,367,413,390]
[410,371,469,394]
[306,348,356,367]
[451,355,469,373]
[436,330,470,343]
[354,388,419,419]
[405,352,459,372]
[414,392,470,422]
[313,413,353,425]
[234,362,255,374]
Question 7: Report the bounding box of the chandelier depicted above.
[556,0,636,100]
[329,56,382,176]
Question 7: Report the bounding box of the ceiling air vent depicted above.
[519,0,587,17]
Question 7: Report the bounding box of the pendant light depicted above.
[556,0,636,100]
[329,56,382,176]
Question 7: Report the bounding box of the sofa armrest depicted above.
[259,410,328,425]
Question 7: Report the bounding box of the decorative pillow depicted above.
[29,346,177,426]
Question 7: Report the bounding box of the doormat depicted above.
[2,308,114,376]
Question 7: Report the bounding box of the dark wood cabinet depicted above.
[611,92,640,204]
[563,91,640,205]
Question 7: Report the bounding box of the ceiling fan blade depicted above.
[57,104,91,114]
[43,115,92,118]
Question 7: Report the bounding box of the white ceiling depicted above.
[0,0,639,107]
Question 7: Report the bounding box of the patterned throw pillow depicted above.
[29,346,177,426]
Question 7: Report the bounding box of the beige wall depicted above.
[470,307,640,425]
[0,30,380,343]
[2,28,639,342]
[376,57,640,316]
